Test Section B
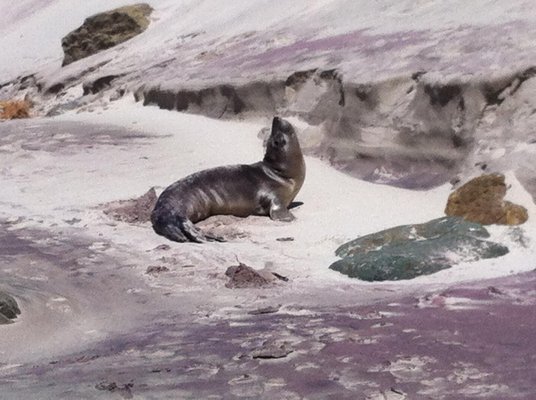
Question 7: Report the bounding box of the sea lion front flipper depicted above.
[269,201,295,222]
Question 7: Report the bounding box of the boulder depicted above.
[330,217,509,281]
[445,174,528,225]
[61,3,153,66]
[0,291,20,324]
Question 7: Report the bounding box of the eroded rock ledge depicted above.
[3,63,536,196]
[135,66,536,191]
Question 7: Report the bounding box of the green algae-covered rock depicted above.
[330,217,509,281]
[0,291,20,324]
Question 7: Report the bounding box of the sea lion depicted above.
[151,116,306,242]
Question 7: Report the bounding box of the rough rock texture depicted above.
[330,217,509,281]
[0,291,20,324]
[446,174,529,225]
[145,265,169,276]
[102,187,157,224]
[137,67,536,190]
[61,3,152,66]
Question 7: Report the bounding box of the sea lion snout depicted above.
[272,116,293,134]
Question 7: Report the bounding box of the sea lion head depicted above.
[263,117,305,181]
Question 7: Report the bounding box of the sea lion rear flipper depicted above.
[154,221,188,242]
[152,208,191,242]
[179,218,225,243]
[152,207,225,243]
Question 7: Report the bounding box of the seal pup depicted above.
[151,117,306,242]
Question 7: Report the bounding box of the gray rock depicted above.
[251,341,293,359]
[145,265,170,276]
[330,217,509,281]
[0,291,20,323]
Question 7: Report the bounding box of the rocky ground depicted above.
[1,218,536,399]
[1,1,536,399]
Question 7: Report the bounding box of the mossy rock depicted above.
[336,216,490,258]
[330,217,509,281]
[61,3,153,66]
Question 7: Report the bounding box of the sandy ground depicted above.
[1,100,535,398]
[1,1,536,398]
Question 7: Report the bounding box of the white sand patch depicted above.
[2,99,533,292]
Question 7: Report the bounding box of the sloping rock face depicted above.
[0,291,20,324]
[446,174,528,225]
[4,2,536,194]
[61,3,152,66]
[330,217,509,281]
[136,67,536,190]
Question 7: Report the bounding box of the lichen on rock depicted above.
[61,3,153,66]
[445,174,528,225]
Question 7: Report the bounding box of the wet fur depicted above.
[151,117,305,242]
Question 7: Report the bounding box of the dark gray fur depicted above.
[151,117,306,242]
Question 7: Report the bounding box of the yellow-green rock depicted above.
[445,174,528,225]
